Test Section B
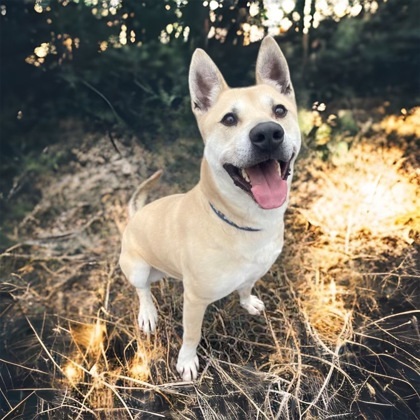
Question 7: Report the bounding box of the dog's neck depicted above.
[199,159,267,231]
[199,159,240,212]
[198,159,287,231]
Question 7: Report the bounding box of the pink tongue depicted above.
[245,161,288,209]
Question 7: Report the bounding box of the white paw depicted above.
[138,302,158,333]
[240,295,265,315]
[176,348,199,381]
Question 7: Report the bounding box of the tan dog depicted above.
[119,36,301,381]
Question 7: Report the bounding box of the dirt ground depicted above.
[1,105,419,419]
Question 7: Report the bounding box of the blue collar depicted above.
[209,202,262,232]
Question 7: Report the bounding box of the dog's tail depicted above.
[128,170,163,218]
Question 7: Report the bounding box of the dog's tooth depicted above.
[241,169,250,183]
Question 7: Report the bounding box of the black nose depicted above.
[249,122,284,154]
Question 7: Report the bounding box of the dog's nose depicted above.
[249,122,284,154]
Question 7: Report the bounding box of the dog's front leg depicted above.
[238,282,265,315]
[176,293,208,381]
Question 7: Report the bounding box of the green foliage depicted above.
[306,0,420,101]
[336,110,358,135]
[315,123,332,146]
[300,106,360,163]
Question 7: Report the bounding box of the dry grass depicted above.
[1,108,419,419]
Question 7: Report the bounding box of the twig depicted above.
[0,391,36,420]
[81,80,122,125]
[108,131,122,156]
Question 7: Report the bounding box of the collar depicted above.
[209,202,262,232]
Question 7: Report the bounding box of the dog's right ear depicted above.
[189,49,228,114]
[256,36,294,96]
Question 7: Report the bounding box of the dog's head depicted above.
[189,37,301,211]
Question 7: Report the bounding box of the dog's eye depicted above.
[221,113,238,127]
[273,104,287,118]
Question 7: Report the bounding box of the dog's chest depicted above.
[201,234,283,300]
[241,236,281,266]
[239,236,282,277]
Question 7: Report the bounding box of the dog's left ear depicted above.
[256,36,294,96]
[189,49,228,114]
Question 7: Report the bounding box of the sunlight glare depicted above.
[249,2,260,17]
[160,30,170,44]
[350,3,363,16]
[129,351,150,380]
[99,41,108,52]
[280,17,293,32]
[209,0,219,11]
[119,24,127,45]
[63,362,82,383]
[333,0,349,18]
[71,321,106,356]
[282,0,295,14]
[34,3,43,13]
[130,361,149,380]
[183,26,190,42]
[34,43,49,58]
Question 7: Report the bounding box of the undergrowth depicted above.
[1,106,419,419]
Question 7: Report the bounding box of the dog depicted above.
[119,36,301,381]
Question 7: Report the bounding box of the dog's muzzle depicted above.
[223,121,294,210]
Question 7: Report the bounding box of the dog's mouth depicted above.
[223,156,294,210]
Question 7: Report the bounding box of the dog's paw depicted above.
[176,355,199,381]
[240,295,265,315]
[176,348,199,381]
[138,303,158,333]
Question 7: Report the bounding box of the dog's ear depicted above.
[189,49,228,114]
[256,36,293,96]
